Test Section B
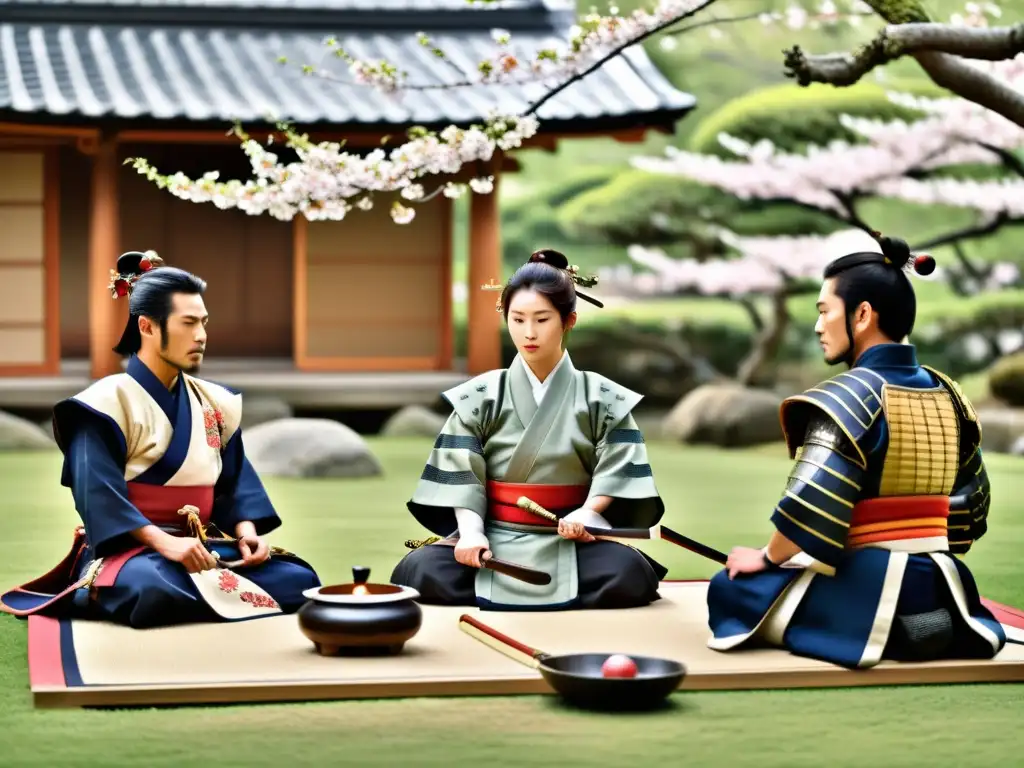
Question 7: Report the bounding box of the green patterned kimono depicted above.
[390,352,667,611]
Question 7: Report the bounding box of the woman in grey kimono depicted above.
[390,250,668,611]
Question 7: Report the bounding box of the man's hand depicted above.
[237,534,271,567]
[156,536,218,574]
[557,518,597,542]
[726,546,769,580]
[454,535,489,568]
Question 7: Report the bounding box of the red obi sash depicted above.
[126,482,214,528]
[847,496,950,547]
[486,481,590,526]
[89,483,217,588]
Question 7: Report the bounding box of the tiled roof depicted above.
[0,0,695,129]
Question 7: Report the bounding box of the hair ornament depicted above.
[869,230,893,265]
[867,231,934,276]
[565,263,600,288]
[528,249,604,307]
[912,253,936,276]
[108,250,164,299]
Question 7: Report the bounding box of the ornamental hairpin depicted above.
[529,249,603,307]
[480,277,504,312]
[108,250,165,299]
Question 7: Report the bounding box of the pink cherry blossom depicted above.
[606,229,865,297]
[126,0,714,224]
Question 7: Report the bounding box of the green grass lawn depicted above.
[1,439,1023,767]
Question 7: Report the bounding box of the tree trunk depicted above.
[735,288,791,387]
[603,321,725,385]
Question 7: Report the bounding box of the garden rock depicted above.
[0,410,56,450]
[244,418,382,478]
[380,405,446,438]
[662,383,783,448]
[240,396,293,431]
[976,407,1024,454]
[1010,435,1024,457]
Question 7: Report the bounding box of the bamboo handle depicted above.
[516,496,559,523]
[458,614,545,669]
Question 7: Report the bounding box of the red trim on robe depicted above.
[91,485,215,586]
[981,598,1024,630]
[92,547,148,588]
[486,481,590,526]
[27,616,66,688]
[850,496,950,526]
[1,485,217,616]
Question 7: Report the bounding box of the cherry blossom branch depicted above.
[913,211,1016,250]
[978,142,1024,175]
[786,23,1024,86]
[666,11,773,37]
[125,0,721,224]
[913,49,1024,128]
[784,20,1024,126]
[524,0,718,117]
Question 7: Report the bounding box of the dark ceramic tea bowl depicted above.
[297,566,423,656]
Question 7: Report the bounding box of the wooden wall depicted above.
[53,143,453,369]
[58,144,295,359]
[297,191,452,370]
[0,149,59,373]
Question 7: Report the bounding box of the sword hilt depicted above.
[516,496,559,523]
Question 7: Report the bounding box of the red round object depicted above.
[139,258,152,271]
[601,654,638,678]
[913,254,936,276]
[114,279,130,297]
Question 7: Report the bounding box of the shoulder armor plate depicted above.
[441,369,506,431]
[921,364,981,454]
[582,371,644,437]
[780,368,886,469]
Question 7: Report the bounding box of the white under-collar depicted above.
[523,351,567,406]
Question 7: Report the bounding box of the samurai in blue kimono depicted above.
[0,252,320,628]
[706,235,1006,669]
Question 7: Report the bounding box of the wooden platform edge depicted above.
[31,660,1024,709]
[31,675,551,708]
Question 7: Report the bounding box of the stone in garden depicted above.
[380,405,446,438]
[240,396,293,430]
[978,406,1024,454]
[244,418,382,478]
[662,383,783,448]
[0,410,57,450]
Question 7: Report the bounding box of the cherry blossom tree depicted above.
[123,0,1024,227]
[612,42,1024,382]
[630,50,1024,292]
[599,229,873,384]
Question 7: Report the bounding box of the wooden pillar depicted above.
[88,136,122,379]
[466,170,502,374]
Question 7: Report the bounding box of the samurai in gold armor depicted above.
[706,236,1005,669]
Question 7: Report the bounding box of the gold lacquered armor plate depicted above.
[879,385,960,496]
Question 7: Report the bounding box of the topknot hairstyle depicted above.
[496,249,603,320]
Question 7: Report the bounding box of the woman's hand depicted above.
[454,535,490,567]
[557,518,596,543]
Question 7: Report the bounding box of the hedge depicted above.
[557,169,841,248]
[989,352,1024,406]
[686,81,940,157]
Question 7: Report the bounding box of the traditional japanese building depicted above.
[0,0,694,409]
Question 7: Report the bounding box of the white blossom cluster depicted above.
[127,0,712,224]
[619,1,1024,299]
